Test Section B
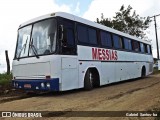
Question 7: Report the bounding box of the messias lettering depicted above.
[92,48,118,61]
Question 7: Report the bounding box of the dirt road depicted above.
[0,74,160,120]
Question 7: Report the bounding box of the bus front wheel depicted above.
[84,70,94,90]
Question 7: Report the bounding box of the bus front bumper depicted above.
[12,78,59,91]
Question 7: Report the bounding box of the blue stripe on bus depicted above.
[12,78,59,91]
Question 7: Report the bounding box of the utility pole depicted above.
[149,14,160,59]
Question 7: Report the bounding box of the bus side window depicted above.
[128,39,132,50]
[62,20,76,55]
[132,41,140,52]
[124,38,131,50]
[150,45,152,54]
[77,25,88,44]
[100,31,112,47]
[113,34,123,49]
[65,28,75,46]
[88,27,97,45]
[144,44,148,53]
[77,24,98,46]
[140,43,145,53]
[147,45,151,54]
[119,37,123,49]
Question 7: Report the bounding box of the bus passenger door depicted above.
[60,19,79,91]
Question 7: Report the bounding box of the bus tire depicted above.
[141,66,146,78]
[84,69,93,90]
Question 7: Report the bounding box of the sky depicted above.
[0,0,160,73]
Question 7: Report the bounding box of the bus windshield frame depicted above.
[14,18,57,60]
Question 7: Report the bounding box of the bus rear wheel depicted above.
[141,66,146,78]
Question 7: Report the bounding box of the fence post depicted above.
[5,50,10,74]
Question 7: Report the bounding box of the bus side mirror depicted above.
[59,25,67,47]
[59,25,64,41]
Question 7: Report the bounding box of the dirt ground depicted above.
[0,74,160,120]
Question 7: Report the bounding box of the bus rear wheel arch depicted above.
[84,68,100,90]
[141,66,146,78]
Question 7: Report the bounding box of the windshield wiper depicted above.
[17,37,28,61]
[17,43,26,61]
[30,38,39,59]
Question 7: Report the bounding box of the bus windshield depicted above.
[15,18,57,59]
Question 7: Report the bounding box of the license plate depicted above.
[24,84,31,88]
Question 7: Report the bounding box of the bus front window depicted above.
[15,18,57,59]
[29,19,57,56]
[15,25,32,59]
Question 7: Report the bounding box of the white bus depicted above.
[12,12,153,91]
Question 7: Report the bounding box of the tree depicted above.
[96,5,151,39]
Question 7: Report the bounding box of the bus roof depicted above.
[19,12,151,45]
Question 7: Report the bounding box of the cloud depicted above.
[0,0,71,73]
[75,2,80,14]
[83,0,153,21]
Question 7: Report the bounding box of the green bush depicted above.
[0,73,12,85]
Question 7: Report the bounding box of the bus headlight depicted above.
[16,83,18,87]
[46,83,50,88]
[36,86,39,89]
[41,83,45,88]
[13,82,16,87]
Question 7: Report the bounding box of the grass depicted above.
[153,68,160,74]
[0,73,12,86]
